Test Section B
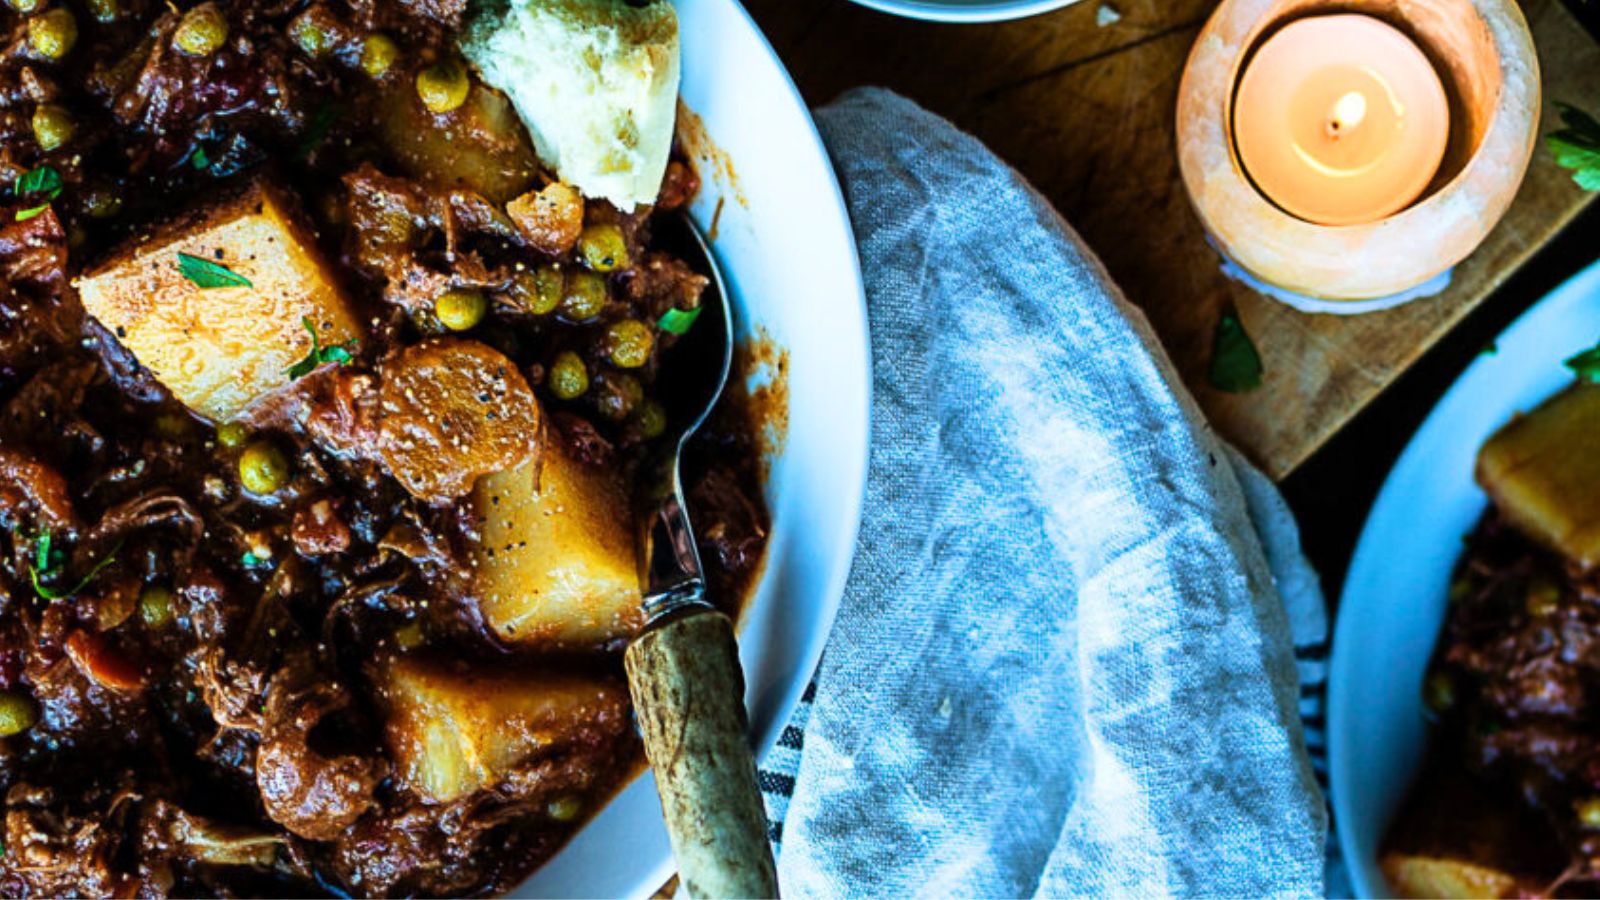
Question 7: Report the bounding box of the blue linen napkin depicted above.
[754,87,1334,897]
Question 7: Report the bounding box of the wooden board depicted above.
[744,0,1600,479]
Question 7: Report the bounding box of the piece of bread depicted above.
[1477,382,1600,567]
[472,439,643,648]
[75,181,362,422]
[378,654,627,803]
[462,0,679,211]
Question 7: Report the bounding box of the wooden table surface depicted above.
[744,0,1600,481]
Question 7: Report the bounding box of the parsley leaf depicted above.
[189,145,211,171]
[35,532,54,574]
[1549,102,1600,191]
[1565,340,1600,382]
[287,316,358,379]
[14,165,62,200]
[11,165,63,221]
[177,252,252,289]
[27,532,123,602]
[1209,311,1264,393]
[657,306,702,335]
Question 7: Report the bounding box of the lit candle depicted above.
[1231,14,1450,227]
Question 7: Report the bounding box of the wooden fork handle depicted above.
[625,609,779,899]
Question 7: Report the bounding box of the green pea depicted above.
[0,691,36,736]
[548,795,582,822]
[1579,797,1600,830]
[239,441,290,495]
[139,585,174,628]
[81,183,123,219]
[31,104,72,151]
[507,266,563,315]
[289,13,333,57]
[415,58,470,114]
[635,399,666,439]
[578,224,629,273]
[607,319,654,369]
[28,8,77,60]
[596,373,642,421]
[560,271,607,321]
[173,3,227,56]
[360,33,399,78]
[548,351,588,400]
[435,289,487,331]
[216,421,250,448]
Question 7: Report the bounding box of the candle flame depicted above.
[1327,91,1368,137]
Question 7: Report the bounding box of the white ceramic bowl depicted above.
[509,0,871,895]
[845,0,1082,23]
[1330,259,1600,897]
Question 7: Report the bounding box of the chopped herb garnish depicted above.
[241,551,261,568]
[28,532,124,602]
[1565,339,1600,382]
[11,165,63,221]
[14,165,62,200]
[177,252,252,289]
[1209,311,1264,393]
[657,306,702,335]
[287,316,358,379]
[190,145,211,171]
[35,532,56,574]
[1549,102,1600,191]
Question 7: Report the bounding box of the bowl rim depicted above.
[714,0,872,781]
[843,0,1081,24]
[1329,258,1600,897]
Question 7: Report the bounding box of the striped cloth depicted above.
[753,87,1332,897]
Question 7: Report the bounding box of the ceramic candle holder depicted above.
[1176,0,1541,310]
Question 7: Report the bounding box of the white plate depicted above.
[1330,259,1600,897]
[507,0,871,896]
[845,0,1081,23]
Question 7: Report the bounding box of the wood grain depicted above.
[626,610,778,899]
[744,0,1600,478]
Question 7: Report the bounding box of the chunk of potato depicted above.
[472,440,642,647]
[76,180,361,422]
[379,655,626,803]
[376,82,539,204]
[375,339,541,503]
[1381,853,1519,899]
[1477,382,1600,567]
